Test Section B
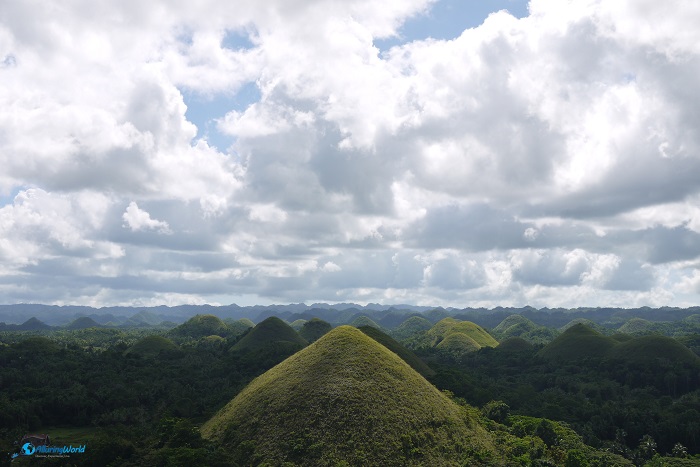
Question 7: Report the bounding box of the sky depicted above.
[2,0,700,309]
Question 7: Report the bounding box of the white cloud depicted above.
[1,0,700,307]
[122,202,172,234]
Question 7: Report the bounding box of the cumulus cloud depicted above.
[1,0,700,307]
[122,202,172,234]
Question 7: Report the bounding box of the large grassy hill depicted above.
[202,326,497,466]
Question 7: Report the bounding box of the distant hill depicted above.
[232,316,307,352]
[560,318,609,334]
[419,318,499,351]
[125,335,179,357]
[349,315,381,329]
[202,326,496,466]
[392,315,432,341]
[289,319,307,331]
[538,324,618,361]
[423,307,451,323]
[65,316,102,330]
[19,317,53,331]
[0,317,53,331]
[436,332,482,360]
[299,318,332,343]
[609,335,700,367]
[123,310,163,326]
[223,318,255,335]
[494,314,537,335]
[617,317,657,334]
[357,325,434,377]
[167,314,231,339]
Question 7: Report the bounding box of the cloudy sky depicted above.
[2,0,700,308]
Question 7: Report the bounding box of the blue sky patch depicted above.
[376,0,529,51]
[182,82,261,151]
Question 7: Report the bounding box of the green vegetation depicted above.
[1,311,699,465]
[125,335,180,357]
[495,337,533,353]
[232,316,307,352]
[202,326,497,466]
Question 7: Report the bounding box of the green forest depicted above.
[1,308,699,466]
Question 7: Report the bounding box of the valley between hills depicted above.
[1,305,699,466]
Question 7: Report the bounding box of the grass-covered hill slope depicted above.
[357,325,435,377]
[232,316,307,352]
[167,314,231,339]
[537,323,617,361]
[124,335,179,357]
[435,332,481,360]
[202,326,497,466]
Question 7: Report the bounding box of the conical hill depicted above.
[393,315,432,340]
[202,326,496,466]
[419,318,498,349]
[66,316,102,330]
[125,335,179,357]
[232,316,307,352]
[538,323,617,361]
[610,335,700,366]
[168,314,230,339]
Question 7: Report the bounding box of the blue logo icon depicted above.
[21,442,36,455]
[21,442,36,456]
